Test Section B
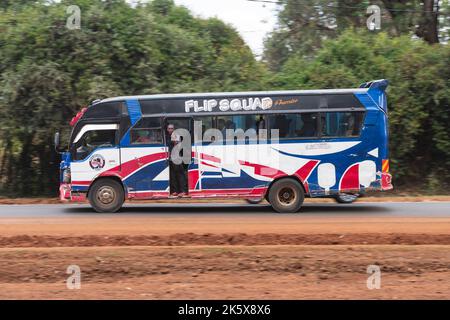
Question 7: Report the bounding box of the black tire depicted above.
[88,179,124,213]
[334,193,359,204]
[245,198,263,204]
[268,178,304,213]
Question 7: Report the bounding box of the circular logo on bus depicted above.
[89,154,105,170]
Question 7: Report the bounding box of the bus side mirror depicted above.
[54,132,60,147]
[54,132,62,153]
[55,132,60,146]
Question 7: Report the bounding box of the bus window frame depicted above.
[267,110,366,141]
[268,112,320,141]
[214,114,268,144]
[317,110,366,140]
[163,109,366,144]
[100,107,367,150]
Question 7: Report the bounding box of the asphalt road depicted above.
[0,202,449,217]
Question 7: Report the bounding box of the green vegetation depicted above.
[0,0,448,196]
[271,30,449,191]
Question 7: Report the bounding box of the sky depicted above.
[127,0,279,58]
[126,0,280,57]
[64,0,281,56]
[172,0,280,57]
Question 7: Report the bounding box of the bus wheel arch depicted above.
[87,176,125,213]
[266,176,306,213]
[266,175,307,198]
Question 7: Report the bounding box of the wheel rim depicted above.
[97,186,116,205]
[339,193,358,202]
[278,187,297,206]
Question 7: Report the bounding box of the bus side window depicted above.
[321,112,364,137]
[193,116,214,144]
[269,113,319,139]
[130,117,163,145]
[215,115,263,143]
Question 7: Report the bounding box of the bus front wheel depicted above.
[268,178,304,213]
[88,179,124,213]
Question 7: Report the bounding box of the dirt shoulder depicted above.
[0,233,449,248]
[0,245,448,299]
[0,206,448,299]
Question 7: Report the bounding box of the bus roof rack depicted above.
[359,79,389,91]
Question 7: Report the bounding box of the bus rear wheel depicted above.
[268,178,304,213]
[88,179,124,213]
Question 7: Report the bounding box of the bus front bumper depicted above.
[59,183,87,202]
[59,183,71,201]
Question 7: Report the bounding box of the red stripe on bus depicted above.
[239,160,286,179]
[339,163,360,190]
[71,181,91,185]
[294,160,320,182]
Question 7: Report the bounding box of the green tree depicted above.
[0,0,266,196]
[271,30,450,190]
[264,0,450,70]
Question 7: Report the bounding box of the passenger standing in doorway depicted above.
[166,123,188,197]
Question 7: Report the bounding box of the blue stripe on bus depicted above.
[201,169,267,189]
[124,159,169,191]
[121,99,143,146]
[126,99,142,125]
[72,185,89,192]
[70,147,119,163]
[201,172,222,176]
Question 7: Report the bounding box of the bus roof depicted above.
[99,88,370,104]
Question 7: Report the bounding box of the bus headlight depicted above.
[63,169,71,183]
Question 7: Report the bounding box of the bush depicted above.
[271,29,450,190]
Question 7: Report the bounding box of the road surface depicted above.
[0,201,449,217]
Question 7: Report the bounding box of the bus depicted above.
[55,79,393,213]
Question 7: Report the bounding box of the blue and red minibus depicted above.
[55,79,393,213]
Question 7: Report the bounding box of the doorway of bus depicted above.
[163,117,192,197]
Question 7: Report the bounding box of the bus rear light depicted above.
[381,159,393,190]
[382,159,389,172]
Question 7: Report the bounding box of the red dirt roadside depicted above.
[0,209,448,299]
[0,245,448,299]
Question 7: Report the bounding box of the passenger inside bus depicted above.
[256,116,265,132]
[273,115,291,137]
[134,130,151,144]
[344,114,356,136]
[218,118,226,137]
[256,115,267,139]
[225,120,236,130]
[299,114,317,137]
